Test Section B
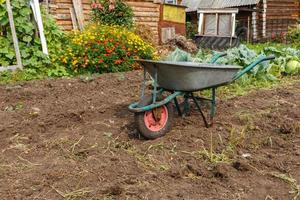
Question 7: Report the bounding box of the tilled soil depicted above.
[0,71,299,200]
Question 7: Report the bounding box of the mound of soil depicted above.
[0,71,299,200]
[157,35,198,57]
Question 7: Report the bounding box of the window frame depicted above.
[197,9,238,37]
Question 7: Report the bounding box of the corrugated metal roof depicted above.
[182,0,260,12]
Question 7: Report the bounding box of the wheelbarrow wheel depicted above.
[134,95,174,140]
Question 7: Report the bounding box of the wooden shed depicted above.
[182,0,300,43]
[42,0,186,44]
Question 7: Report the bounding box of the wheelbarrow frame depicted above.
[129,53,275,129]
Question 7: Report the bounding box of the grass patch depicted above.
[210,75,300,100]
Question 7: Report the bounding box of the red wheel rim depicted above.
[144,105,168,132]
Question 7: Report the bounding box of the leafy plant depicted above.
[186,21,197,39]
[91,0,133,28]
[165,44,300,83]
[0,0,68,81]
[287,27,300,47]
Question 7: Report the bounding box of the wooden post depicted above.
[247,16,250,43]
[4,0,22,69]
[72,0,85,31]
[252,6,257,41]
[262,0,267,38]
[198,12,204,34]
[70,7,79,30]
[30,0,48,55]
[230,13,236,46]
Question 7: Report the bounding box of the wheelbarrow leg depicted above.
[191,93,209,128]
[183,94,190,117]
[174,97,183,117]
[209,88,216,126]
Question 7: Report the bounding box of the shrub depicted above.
[91,0,133,28]
[0,0,68,78]
[186,22,197,39]
[56,24,155,74]
[287,27,300,47]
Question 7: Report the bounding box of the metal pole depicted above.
[6,0,22,69]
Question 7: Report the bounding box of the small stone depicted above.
[242,153,251,158]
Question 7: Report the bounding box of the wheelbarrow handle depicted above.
[210,52,227,64]
[232,55,275,81]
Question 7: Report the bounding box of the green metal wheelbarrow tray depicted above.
[129,53,275,139]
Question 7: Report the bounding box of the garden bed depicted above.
[0,71,299,199]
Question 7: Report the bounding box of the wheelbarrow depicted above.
[129,53,275,139]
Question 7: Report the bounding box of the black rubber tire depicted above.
[134,95,174,140]
[211,37,223,50]
[231,37,240,48]
[216,37,228,50]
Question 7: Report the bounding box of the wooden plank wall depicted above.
[48,0,92,30]
[47,0,160,43]
[127,1,160,43]
[266,0,299,34]
[253,0,299,40]
[266,0,299,20]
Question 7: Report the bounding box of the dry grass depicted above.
[51,186,92,200]
[270,172,300,200]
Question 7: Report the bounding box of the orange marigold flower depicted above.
[105,47,114,54]
[114,59,122,65]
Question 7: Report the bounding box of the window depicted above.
[218,14,232,36]
[204,14,216,35]
[198,9,237,37]
[165,0,177,4]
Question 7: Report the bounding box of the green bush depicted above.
[55,24,155,74]
[91,0,133,28]
[186,22,197,39]
[287,27,300,47]
[0,0,68,80]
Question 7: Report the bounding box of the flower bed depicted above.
[56,24,155,74]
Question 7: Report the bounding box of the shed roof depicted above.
[182,0,260,12]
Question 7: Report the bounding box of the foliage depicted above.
[186,21,197,39]
[55,24,155,74]
[91,0,133,28]
[0,0,68,78]
[165,44,300,83]
[287,27,300,47]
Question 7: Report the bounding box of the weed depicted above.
[159,165,170,171]
[143,142,165,156]
[197,133,231,164]
[237,111,255,128]
[265,195,274,200]
[51,186,92,200]
[270,172,300,200]
[228,127,246,150]
[198,148,231,164]
[182,127,248,164]
[4,102,24,112]
[46,137,97,160]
